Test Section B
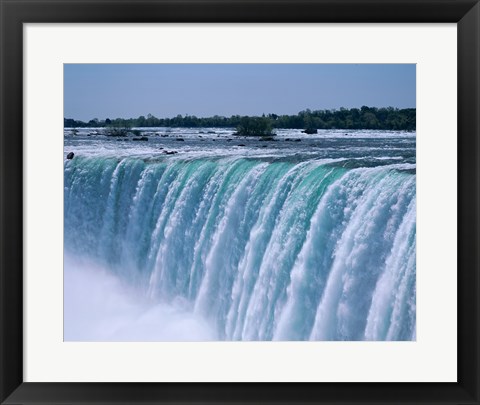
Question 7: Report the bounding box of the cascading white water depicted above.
[64,143,416,341]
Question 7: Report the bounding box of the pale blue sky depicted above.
[64,64,416,121]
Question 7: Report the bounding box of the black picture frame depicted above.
[1,1,479,404]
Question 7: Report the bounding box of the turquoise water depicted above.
[64,128,416,341]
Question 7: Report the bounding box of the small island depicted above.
[234,116,275,137]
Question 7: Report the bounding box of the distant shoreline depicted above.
[65,106,416,132]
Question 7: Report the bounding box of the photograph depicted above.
[63,63,416,342]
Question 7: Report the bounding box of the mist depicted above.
[64,255,218,341]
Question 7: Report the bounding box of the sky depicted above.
[64,64,415,121]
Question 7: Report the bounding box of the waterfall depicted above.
[64,154,416,341]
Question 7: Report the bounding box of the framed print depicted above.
[1,0,479,404]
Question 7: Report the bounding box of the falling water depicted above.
[64,129,416,341]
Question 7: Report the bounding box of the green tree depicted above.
[236,116,274,136]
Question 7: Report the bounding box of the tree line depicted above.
[65,106,416,131]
